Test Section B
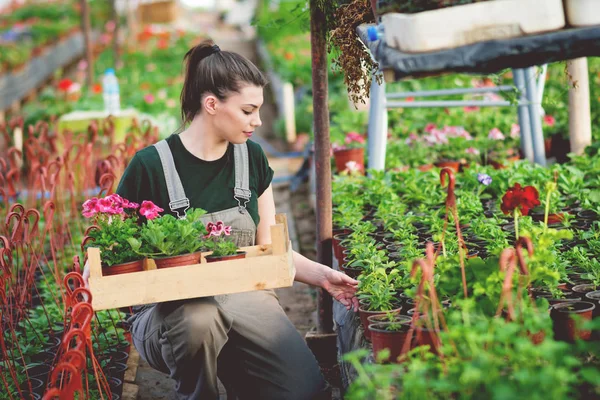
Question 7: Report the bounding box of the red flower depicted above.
[543,115,556,127]
[501,183,540,216]
[58,78,73,92]
[92,83,102,94]
[139,200,163,220]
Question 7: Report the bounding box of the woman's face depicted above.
[212,84,263,144]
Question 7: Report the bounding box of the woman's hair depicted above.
[180,40,268,123]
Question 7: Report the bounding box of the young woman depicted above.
[84,41,359,399]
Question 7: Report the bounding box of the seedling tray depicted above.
[88,214,296,311]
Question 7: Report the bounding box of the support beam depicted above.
[309,0,333,334]
[513,68,534,163]
[367,75,387,171]
[81,0,94,87]
[567,58,592,155]
[524,67,547,166]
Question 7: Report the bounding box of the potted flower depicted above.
[332,132,366,175]
[204,221,247,263]
[82,194,156,276]
[127,208,211,269]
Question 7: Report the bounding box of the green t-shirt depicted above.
[115,134,274,226]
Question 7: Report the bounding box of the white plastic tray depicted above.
[564,0,600,27]
[382,0,565,53]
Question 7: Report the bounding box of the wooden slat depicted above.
[275,214,290,249]
[89,247,295,310]
[122,382,139,400]
[88,247,102,279]
[124,347,140,383]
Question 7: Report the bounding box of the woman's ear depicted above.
[203,94,218,115]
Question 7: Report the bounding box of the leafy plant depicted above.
[128,208,209,258]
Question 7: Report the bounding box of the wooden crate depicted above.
[138,0,178,25]
[88,214,296,311]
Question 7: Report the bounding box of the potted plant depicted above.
[127,208,210,269]
[203,221,247,263]
[332,132,366,175]
[82,194,155,276]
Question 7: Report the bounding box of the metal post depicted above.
[309,0,333,334]
[81,0,94,87]
[367,73,387,171]
[524,67,546,166]
[567,58,592,155]
[513,68,534,163]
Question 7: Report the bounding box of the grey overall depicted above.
[128,140,328,399]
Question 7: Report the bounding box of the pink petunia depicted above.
[463,106,480,113]
[510,123,521,139]
[465,147,480,155]
[424,123,437,133]
[543,115,556,127]
[82,197,99,217]
[344,132,365,145]
[488,128,505,141]
[139,200,163,220]
[144,94,155,105]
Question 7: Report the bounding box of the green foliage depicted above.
[86,217,142,267]
[128,208,209,257]
[208,239,239,257]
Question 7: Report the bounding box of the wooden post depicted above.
[81,0,94,87]
[567,58,592,155]
[112,0,120,68]
[282,82,297,144]
[310,0,334,334]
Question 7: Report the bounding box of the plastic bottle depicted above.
[102,68,120,115]
[367,23,385,42]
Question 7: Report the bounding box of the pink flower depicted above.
[144,94,155,105]
[510,123,520,139]
[405,133,419,145]
[82,197,99,218]
[488,128,505,141]
[139,200,163,220]
[465,147,480,155]
[543,115,555,127]
[77,60,88,71]
[424,123,437,133]
[205,221,232,237]
[463,106,480,113]
[105,20,116,33]
[106,193,123,206]
[344,132,365,145]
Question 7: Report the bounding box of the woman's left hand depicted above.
[322,269,360,312]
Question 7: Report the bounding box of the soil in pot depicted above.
[369,322,412,363]
[572,284,598,297]
[550,301,595,342]
[358,301,402,341]
[367,314,411,325]
[102,259,144,276]
[584,291,600,318]
[340,264,363,279]
[154,252,201,269]
[205,251,247,263]
[333,148,365,174]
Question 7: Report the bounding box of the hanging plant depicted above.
[323,0,381,105]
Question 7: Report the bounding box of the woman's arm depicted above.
[257,185,359,311]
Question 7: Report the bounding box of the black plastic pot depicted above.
[584,291,600,318]
[108,351,129,366]
[25,364,52,384]
[20,378,45,395]
[108,376,124,397]
[550,301,595,342]
[572,284,598,297]
[107,362,128,382]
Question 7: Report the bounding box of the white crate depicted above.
[564,0,600,27]
[382,0,565,53]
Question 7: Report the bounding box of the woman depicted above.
[84,41,359,399]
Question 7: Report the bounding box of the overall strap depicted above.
[153,140,190,219]
[233,143,251,212]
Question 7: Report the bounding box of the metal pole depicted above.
[524,67,547,166]
[386,99,526,109]
[367,74,387,171]
[567,58,592,155]
[309,0,333,334]
[513,68,534,163]
[386,85,516,99]
[81,0,94,87]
